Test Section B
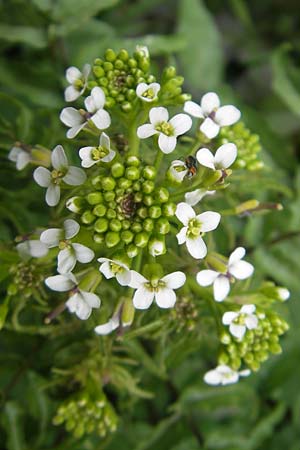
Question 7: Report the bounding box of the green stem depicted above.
[154,150,163,171]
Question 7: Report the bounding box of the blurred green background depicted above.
[1,0,300,449]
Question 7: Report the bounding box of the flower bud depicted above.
[81,210,96,224]
[143,218,154,232]
[154,187,169,203]
[121,230,134,244]
[125,167,140,181]
[94,218,109,233]
[142,180,155,194]
[111,162,125,178]
[134,231,150,248]
[105,232,120,248]
[126,155,140,167]
[87,192,103,205]
[126,244,139,258]
[148,205,161,219]
[148,236,166,256]
[66,196,85,213]
[142,165,156,180]
[121,297,135,326]
[102,177,116,191]
[93,204,107,217]
[109,219,122,232]
[155,217,170,234]
[162,202,176,217]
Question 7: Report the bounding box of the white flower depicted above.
[222,305,258,339]
[137,107,192,154]
[184,92,241,139]
[196,247,254,302]
[175,202,220,259]
[196,143,237,170]
[204,365,250,386]
[128,270,186,310]
[64,64,91,102]
[40,219,94,273]
[33,145,86,206]
[60,87,111,139]
[16,239,49,259]
[136,82,160,102]
[45,273,100,320]
[169,160,188,182]
[8,145,31,170]
[277,287,290,301]
[79,132,115,168]
[185,188,216,206]
[98,257,131,286]
[94,316,120,335]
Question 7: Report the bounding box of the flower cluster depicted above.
[7,46,290,437]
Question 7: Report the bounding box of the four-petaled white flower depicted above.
[94,316,120,335]
[128,270,186,310]
[79,132,115,168]
[204,364,250,386]
[136,82,160,102]
[45,273,100,320]
[98,257,131,286]
[222,304,258,339]
[8,144,31,170]
[60,87,111,139]
[175,202,220,259]
[184,92,241,139]
[64,64,91,102]
[137,107,192,154]
[196,247,254,302]
[16,239,49,259]
[169,160,189,182]
[196,143,237,171]
[40,219,94,274]
[184,188,215,206]
[33,145,86,206]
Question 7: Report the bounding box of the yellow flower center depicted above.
[155,121,174,136]
[91,146,109,161]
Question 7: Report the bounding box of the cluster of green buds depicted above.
[219,312,289,371]
[75,156,174,258]
[8,262,44,298]
[217,122,263,171]
[53,389,118,439]
[170,296,198,333]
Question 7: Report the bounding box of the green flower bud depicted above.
[103,61,114,72]
[135,231,150,248]
[111,162,125,178]
[125,167,140,181]
[102,177,116,191]
[126,155,140,167]
[87,192,103,205]
[137,207,148,219]
[218,352,230,365]
[149,205,161,219]
[131,221,142,233]
[163,66,177,80]
[154,187,169,203]
[93,233,104,244]
[142,165,156,180]
[105,49,116,62]
[93,66,105,78]
[66,196,85,213]
[103,191,115,202]
[148,235,166,256]
[121,297,135,326]
[155,217,170,234]
[121,230,134,244]
[94,218,109,233]
[105,232,120,248]
[93,204,107,217]
[134,192,143,203]
[81,210,96,224]
[162,202,176,217]
[118,49,129,61]
[118,177,132,190]
[143,218,154,232]
[126,244,139,258]
[107,208,117,219]
[132,181,141,191]
[142,180,155,194]
[143,195,154,206]
[109,219,122,232]
[122,219,131,230]
[91,175,103,189]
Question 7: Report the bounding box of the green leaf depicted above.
[177,0,223,91]
[1,401,26,450]
[52,0,120,23]
[0,25,47,49]
[272,44,300,118]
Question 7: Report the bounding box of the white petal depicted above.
[99,261,114,279]
[201,92,220,115]
[162,272,186,289]
[66,123,86,139]
[214,143,237,169]
[57,248,76,273]
[196,148,215,169]
[230,323,246,339]
[46,184,60,206]
[137,124,156,139]
[72,243,94,263]
[8,147,20,162]
[155,288,176,308]
[169,113,192,136]
[63,166,86,185]
[230,260,254,280]
[240,304,256,315]
[116,270,131,286]
[66,66,82,84]
[200,118,220,139]
[128,270,147,289]
[221,371,239,385]
[149,106,169,125]
[197,211,221,232]
[89,86,106,110]
[51,145,68,170]
[100,132,110,149]
[133,287,154,309]
[196,270,219,287]
[186,236,207,259]
[222,311,238,325]
[79,146,95,167]
[66,293,91,320]
[228,247,246,265]
[239,369,251,378]
[158,134,177,154]
[213,275,230,302]
[245,315,258,330]
[204,368,222,385]
[64,85,80,102]
[17,240,49,258]
[16,152,31,170]
[33,167,51,187]
[176,226,187,245]
[101,149,116,163]
[45,274,75,292]
[81,291,100,308]
[82,64,91,78]
[175,202,195,225]
[183,100,204,118]
[136,82,148,96]
[91,109,111,130]
[95,317,120,335]
[64,219,80,239]
[185,189,215,206]
[215,105,241,126]
[40,228,62,247]
[60,107,83,127]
